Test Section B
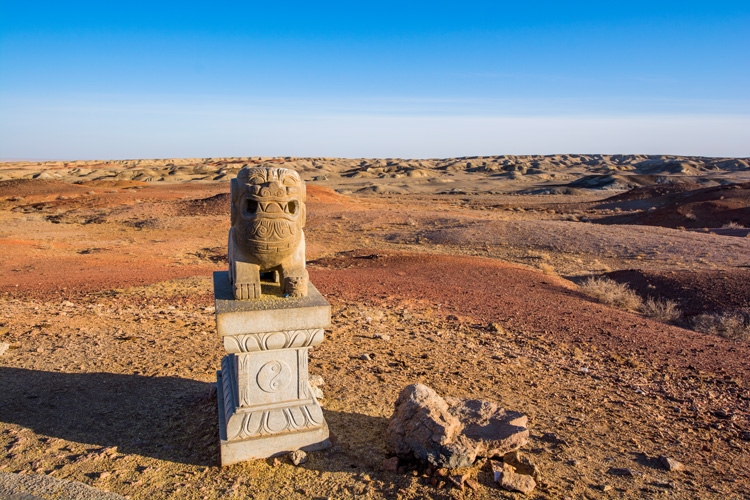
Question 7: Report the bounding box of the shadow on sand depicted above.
[0,367,218,466]
[0,367,394,475]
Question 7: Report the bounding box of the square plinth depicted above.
[214,271,331,336]
[217,370,330,465]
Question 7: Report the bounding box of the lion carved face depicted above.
[231,166,306,258]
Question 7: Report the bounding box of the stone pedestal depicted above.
[214,271,331,466]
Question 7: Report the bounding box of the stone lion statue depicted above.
[228,165,309,299]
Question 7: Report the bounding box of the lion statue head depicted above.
[230,165,306,267]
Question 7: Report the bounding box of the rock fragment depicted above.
[448,474,467,490]
[288,450,307,466]
[658,455,684,471]
[0,343,9,356]
[493,460,536,494]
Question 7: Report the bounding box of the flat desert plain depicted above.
[1,155,749,499]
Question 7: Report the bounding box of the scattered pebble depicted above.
[448,474,467,490]
[359,353,371,361]
[0,343,9,356]
[659,455,684,472]
[289,450,308,466]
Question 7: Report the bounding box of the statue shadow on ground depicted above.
[0,367,218,466]
[0,368,397,476]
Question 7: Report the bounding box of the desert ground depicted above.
[1,155,749,499]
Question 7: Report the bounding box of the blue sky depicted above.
[1,1,749,159]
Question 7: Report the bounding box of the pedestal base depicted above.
[217,371,331,466]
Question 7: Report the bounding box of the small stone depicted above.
[373,334,391,341]
[496,461,536,494]
[360,353,371,361]
[0,343,9,356]
[289,450,307,466]
[98,471,111,479]
[271,457,281,467]
[434,468,448,477]
[382,457,399,472]
[309,374,325,387]
[601,484,613,492]
[311,386,325,400]
[61,301,75,307]
[658,456,684,472]
[448,474,467,490]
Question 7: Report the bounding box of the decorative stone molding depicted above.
[214,271,331,466]
[223,328,325,353]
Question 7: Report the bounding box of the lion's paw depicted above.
[234,280,261,300]
[283,275,308,298]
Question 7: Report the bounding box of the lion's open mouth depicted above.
[245,199,299,217]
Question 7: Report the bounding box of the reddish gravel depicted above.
[309,251,750,385]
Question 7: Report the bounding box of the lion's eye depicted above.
[249,176,264,185]
[282,176,298,187]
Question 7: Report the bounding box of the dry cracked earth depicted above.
[1,156,750,499]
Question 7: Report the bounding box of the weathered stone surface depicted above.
[0,472,126,500]
[385,384,471,468]
[385,384,528,469]
[228,166,308,299]
[494,461,537,495]
[447,397,529,458]
[0,342,9,356]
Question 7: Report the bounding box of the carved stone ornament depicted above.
[229,165,309,300]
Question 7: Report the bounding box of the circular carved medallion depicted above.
[257,360,292,393]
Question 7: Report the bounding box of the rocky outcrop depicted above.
[385,384,529,469]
